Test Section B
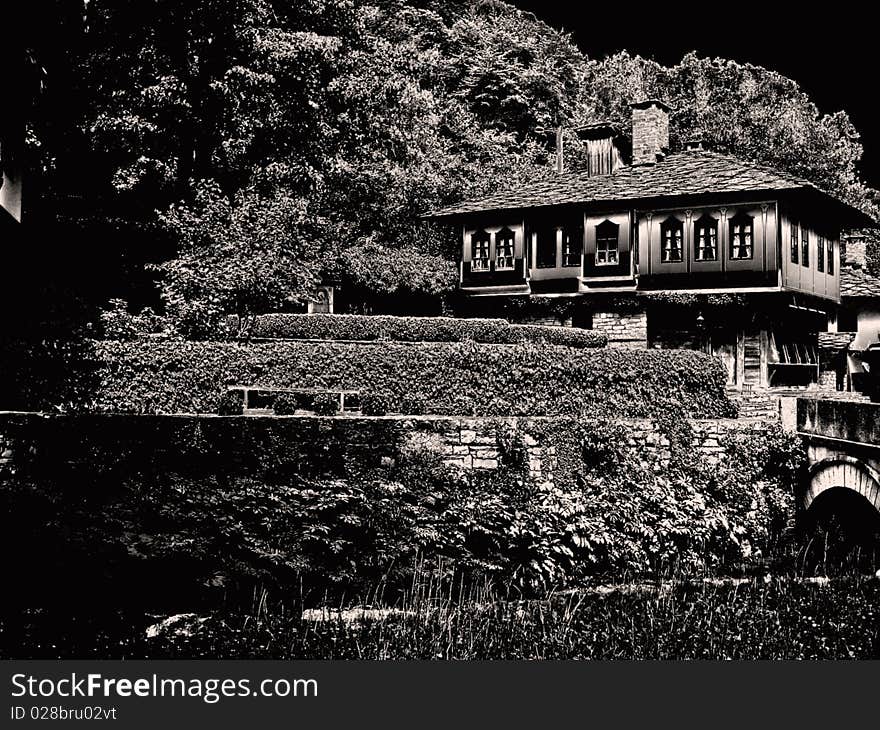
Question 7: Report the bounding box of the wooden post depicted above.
[759,329,769,388]
[555,127,564,174]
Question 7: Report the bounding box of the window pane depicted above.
[562,226,583,267]
[471,231,490,271]
[595,221,619,267]
[695,218,717,261]
[729,216,753,260]
[536,229,556,268]
[496,228,515,270]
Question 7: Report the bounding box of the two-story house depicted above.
[424,99,876,393]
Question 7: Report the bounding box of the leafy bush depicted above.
[217,390,244,416]
[99,299,172,341]
[311,393,339,415]
[0,412,801,620]
[238,314,607,349]
[542,420,802,576]
[91,340,736,418]
[361,393,392,416]
[400,395,426,416]
[272,393,300,415]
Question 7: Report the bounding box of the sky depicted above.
[507,1,880,188]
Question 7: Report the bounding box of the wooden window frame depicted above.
[790,221,799,265]
[660,216,684,263]
[595,220,619,266]
[535,227,557,269]
[694,214,718,262]
[801,226,810,268]
[471,230,491,272]
[827,238,835,275]
[495,227,516,271]
[817,235,825,273]
[728,213,754,261]
[562,224,583,267]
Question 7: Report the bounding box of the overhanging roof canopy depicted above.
[423,150,876,229]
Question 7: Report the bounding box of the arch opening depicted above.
[801,487,880,574]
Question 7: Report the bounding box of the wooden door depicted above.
[711,332,738,386]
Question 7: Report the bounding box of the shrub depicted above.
[400,395,426,416]
[361,393,393,416]
[273,393,300,415]
[217,390,244,416]
[91,340,736,418]
[0,412,801,618]
[311,392,339,415]
[236,314,607,349]
[100,299,172,341]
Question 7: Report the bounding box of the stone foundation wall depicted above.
[0,413,770,489]
[516,314,572,328]
[592,311,648,348]
[399,416,769,482]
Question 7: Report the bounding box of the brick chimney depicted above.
[630,99,671,166]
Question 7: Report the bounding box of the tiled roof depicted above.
[424,150,829,218]
[841,265,880,298]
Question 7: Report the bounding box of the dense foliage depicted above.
[91,339,735,417]
[17,0,878,333]
[0,411,799,611]
[236,313,607,347]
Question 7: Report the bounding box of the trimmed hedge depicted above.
[91,340,736,418]
[238,314,607,349]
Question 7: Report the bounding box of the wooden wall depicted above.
[638,202,778,286]
[780,207,840,301]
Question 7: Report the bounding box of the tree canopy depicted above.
[16,0,879,334]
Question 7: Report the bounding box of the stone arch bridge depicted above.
[796,399,880,514]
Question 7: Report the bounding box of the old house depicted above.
[424,99,878,398]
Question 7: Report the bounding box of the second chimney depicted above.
[631,99,671,166]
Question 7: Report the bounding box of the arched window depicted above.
[595,220,619,266]
[729,213,754,260]
[535,227,557,268]
[562,223,583,267]
[694,214,718,262]
[660,216,684,263]
[471,230,490,271]
[817,235,825,273]
[495,227,515,270]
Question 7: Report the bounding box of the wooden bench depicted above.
[227,386,361,415]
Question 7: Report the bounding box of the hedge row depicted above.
[237,314,607,349]
[92,340,736,418]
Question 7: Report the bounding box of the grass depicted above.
[7,575,877,660]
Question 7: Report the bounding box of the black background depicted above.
[508,1,880,188]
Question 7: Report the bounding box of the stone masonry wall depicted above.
[0,414,771,489]
[592,311,648,348]
[399,416,768,484]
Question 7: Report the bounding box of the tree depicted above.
[582,51,878,217]
[17,0,880,333]
[156,182,328,337]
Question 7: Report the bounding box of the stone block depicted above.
[460,429,477,444]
